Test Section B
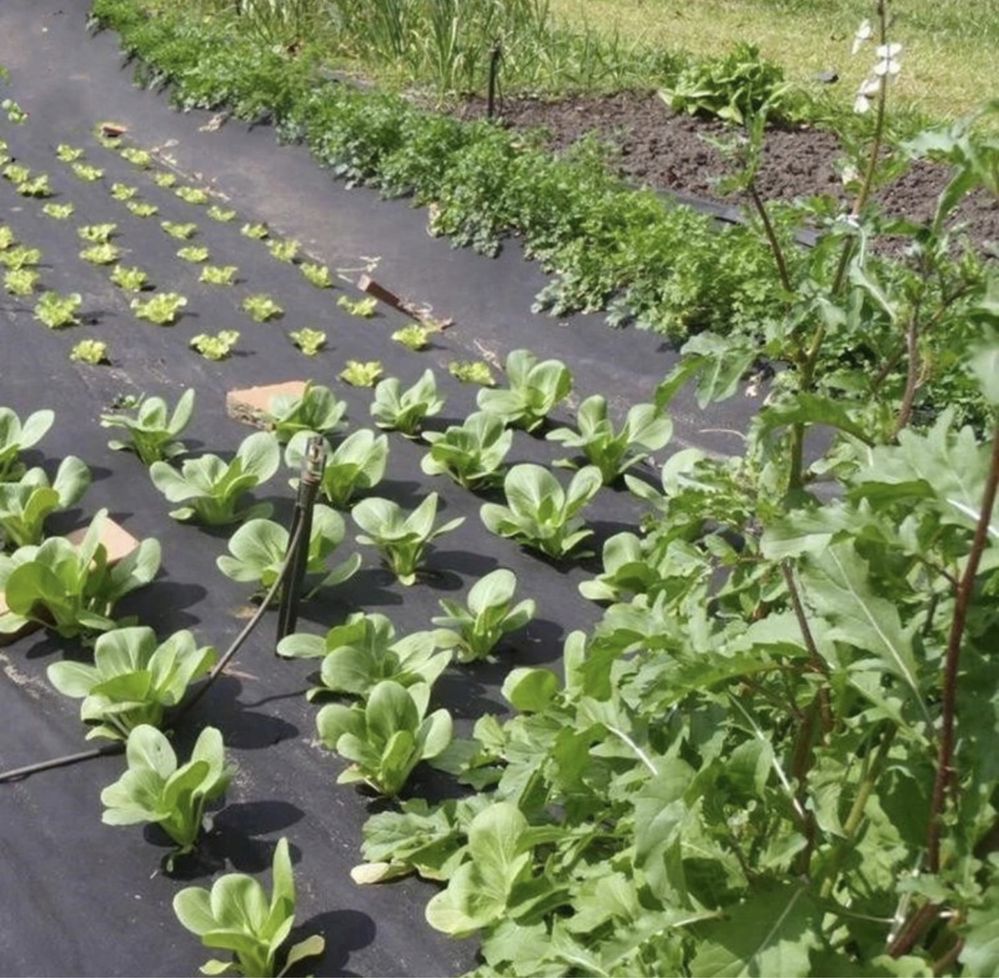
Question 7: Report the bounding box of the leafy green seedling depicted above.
[240,221,268,239]
[421,411,512,490]
[174,838,324,977]
[102,725,230,866]
[432,568,535,662]
[206,204,235,222]
[56,144,85,163]
[110,182,138,200]
[177,245,210,263]
[150,431,279,524]
[477,348,572,431]
[42,201,74,219]
[289,328,326,356]
[16,174,52,197]
[48,627,215,739]
[340,360,382,387]
[392,324,430,351]
[94,123,123,149]
[101,388,195,465]
[267,238,299,263]
[337,294,377,318]
[370,369,445,437]
[0,509,161,637]
[125,201,158,218]
[4,267,38,295]
[2,98,27,124]
[242,293,282,323]
[199,264,237,286]
[190,331,240,361]
[547,394,673,484]
[218,505,361,603]
[70,339,109,365]
[0,225,14,249]
[299,262,331,288]
[286,428,388,509]
[175,186,208,205]
[352,492,463,585]
[132,292,187,325]
[153,172,177,188]
[278,612,452,699]
[71,161,103,182]
[0,456,90,549]
[2,163,30,184]
[110,265,149,291]
[80,242,122,265]
[261,382,346,444]
[34,291,82,329]
[481,464,602,559]
[78,223,117,243]
[0,406,54,481]
[0,245,41,270]
[578,531,675,604]
[120,146,153,168]
[161,220,197,240]
[318,681,452,796]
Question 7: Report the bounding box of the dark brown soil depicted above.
[458,91,999,250]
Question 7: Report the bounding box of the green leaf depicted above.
[501,668,558,713]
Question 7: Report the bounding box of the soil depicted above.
[459,91,999,250]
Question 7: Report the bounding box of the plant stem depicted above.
[782,561,833,732]
[749,182,793,294]
[892,308,921,436]
[926,423,999,873]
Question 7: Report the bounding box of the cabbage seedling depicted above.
[101,388,195,465]
[268,238,299,263]
[477,348,572,431]
[109,264,149,291]
[131,292,187,325]
[34,291,82,329]
[0,406,54,480]
[80,242,121,265]
[286,428,388,509]
[70,339,109,365]
[78,223,117,243]
[71,161,103,181]
[125,200,157,218]
[189,331,240,360]
[0,455,90,549]
[242,293,282,322]
[289,327,326,356]
[161,220,197,240]
[174,838,325,977]
[299,262,331,288]
[206,204,235,222]
[42,201,74,219]
[337,294,377,318]
[241,221,268,239]
[48,626,215,739]
[150,430,279,524]
[199,264,237,286]
[370,369,445,437]
[176,245,209,263]
[175,185,208,205]
[4,268,38,295]
[261,382,346,444]
[340,359,382,387]
[352,492,463,585]
[421,411,512,490]
[392,324,431,351]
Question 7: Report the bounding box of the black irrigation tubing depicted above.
[0,440,326,785]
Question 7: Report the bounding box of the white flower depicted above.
[852,19,872,54]
[860,76,882,96]
[874,41,902,76]
[854,94,872,114]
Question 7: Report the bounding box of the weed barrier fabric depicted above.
[0,3,755,975]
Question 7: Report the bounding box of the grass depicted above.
[550,0,999,122]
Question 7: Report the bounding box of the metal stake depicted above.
[487,41,502,120]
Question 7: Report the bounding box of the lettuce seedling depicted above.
[125,200,158,218]
[0,224,15,249]
[481,463,602,559]
[150,431,279,525]
[78,223,117,243]
[190,330,240,361]
[477,348,572,431]
[0,406,53,480]
[2,163,30,184]
[352,492,463,585]
[101,387,195,465]
[174,837,325,978]
[48,626,216,739]
[0,456,90,549]
[34,291,82,329]
[432,568,535,662]
[153,172,177,188]
[242,293,282,323]
[337,294,378,318]
[206,204,235,222]
[56,144,85,162]
[547,394,673,484]
[71,161,103,182]
[286,428,388,509]
[110,264,149,291]
[317,680,452,796]
[370,369,445,437]
[120,146,153,169]
[42,201,74,220]
[268,238,299,263]
[391,324,430,351]
[218,504,360,603]
[289,328,326,356]
[175,186,208,205]
[177,245,210,263]
[261,383,347,444]
[421,411,512,490]
[4,267,38,295]
[2,98,26,124]
[199,264,237,286]
[70,339,109,365]
[299,262,331,288]
[131,292,187,325]
[340,360,382,387]
[0,245,41,270]
[0,509,161,637]
[278,611,452,699]
[80,242,121,265]
[241,221,269,239]
[102,725,231,865]
[161,220,198,240]
[110,182,138,200]
[17,174,52,197]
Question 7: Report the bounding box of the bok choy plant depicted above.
[421,411,512,490]
[0,406,54,480]
[260,382,346,443]
[100,388,195,465]
[476,348,572,431]
[285,429,388,509]
[370,369,445,436]
[0,456,90,549]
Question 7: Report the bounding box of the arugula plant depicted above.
[340,360,382,387]
[217,504,361,603]
[289,328,326,356]
[101,725,230,864]
[190,330,240,361]
[0,406,53,480]
[173,837,325,978]
[370,369,445,436]
[481,463,602,559]
[199,264,237,286]
[242,294,283,323]
[34,291,82,329]
[261,383,346,444]
[352,492,464,585]
[421,411,512,490]
[101,388,195,465]
[547,394,673,484]
[150,431,279,525]
[299,262,331,288]
[317,680,452,797]
[0,510,161,638]
[285,428,388,509]
[4,267,38,295]
[110,264,149,291]
[47,626,215,740]
[131,292,187,325]
[476,348,572,431]
[0,456,90,549]
[278,611,453,698]
[432,568,535,662]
